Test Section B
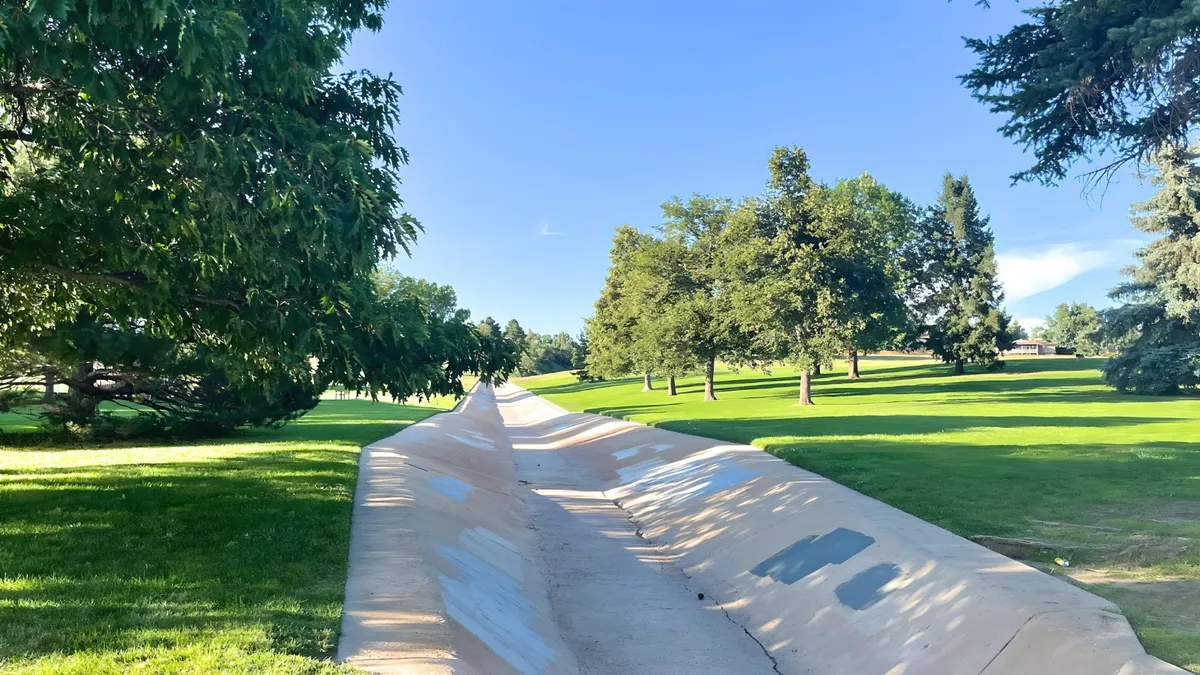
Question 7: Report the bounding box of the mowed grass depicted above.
[516,357,1200,672]
[0,398,453,674]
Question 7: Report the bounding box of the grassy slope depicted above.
[0,398,453,674]
[516,357,1200,672]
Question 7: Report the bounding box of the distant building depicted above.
[1005,339,1058,356]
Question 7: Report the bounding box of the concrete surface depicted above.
[337,383,1187,675]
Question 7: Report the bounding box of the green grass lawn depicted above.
[0,398,453,674]
[516,356,1200,672]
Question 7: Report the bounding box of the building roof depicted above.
[1012,339,1056,347]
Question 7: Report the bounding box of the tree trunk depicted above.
[798,368,814,405]
[847,349,860,379]
[704,358,717,401]
[954,359,965,375]
[65,361,99,423]
[667,375,677,396]
[642,372,654,391]
[813,363,822,375]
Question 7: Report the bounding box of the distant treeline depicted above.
[476,318,586,377]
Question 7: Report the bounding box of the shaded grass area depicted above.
[516,357,1200,672]
[0,398,452,674]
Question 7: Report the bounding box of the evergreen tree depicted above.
[922,174,1014,374]
[571,331,589,370]
[1102,144,1200,393]
[504,320,529,354]
[963,0,1200,184]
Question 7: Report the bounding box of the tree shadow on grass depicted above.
[0,449,364,665]
[0,399,438,452]
[525,375,641,397]
[656,414,1181,442]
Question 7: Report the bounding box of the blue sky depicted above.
[343,1,1155,335]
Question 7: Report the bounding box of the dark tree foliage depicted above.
[1102,144,1200,393]
[921,174,1015,373]
[517,331,579,376]
[7,314,321,438]
[823,174,919,378]
[570,330,601,382]
[963,1,1200,184]
[1009,319,1031,341]
[504,320,529,353]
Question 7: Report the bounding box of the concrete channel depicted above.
[336,384,1185,675]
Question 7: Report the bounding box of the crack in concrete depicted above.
[975,609,1066,675]
[607,494,785,675]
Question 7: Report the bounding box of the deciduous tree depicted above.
[0,0,512,433]
[729,147,842,405]
[658,195,756,401]
[823,174,919,379]
[1042,302,1105,356]
[586,226,660,385]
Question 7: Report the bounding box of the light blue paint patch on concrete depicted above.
[448,433,495,451]
[437,542,553,675]
[429,475,474,501]
[750,528,875,585]
[612,445,644,461]
[631,457,759,507]
[836,563,901,610]
[649,443,673,453]
[460,526,525,582]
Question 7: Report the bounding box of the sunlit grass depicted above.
[0,398,453,674]
[516,357,1200,672]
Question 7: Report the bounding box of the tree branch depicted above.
[0,130,36,143]
[0,81,80,96]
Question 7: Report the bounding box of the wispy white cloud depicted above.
[1016,317,1047,330]
[996,240,1140,302]
[538,222,564,237]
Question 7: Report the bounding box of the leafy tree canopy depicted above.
[586,226,661,380]
[0,1,515,434]
[1042,302,1105,356]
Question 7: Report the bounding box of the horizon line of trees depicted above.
[582,142,1200,400]
[582,146,1017,405]
[475,319,587,378]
